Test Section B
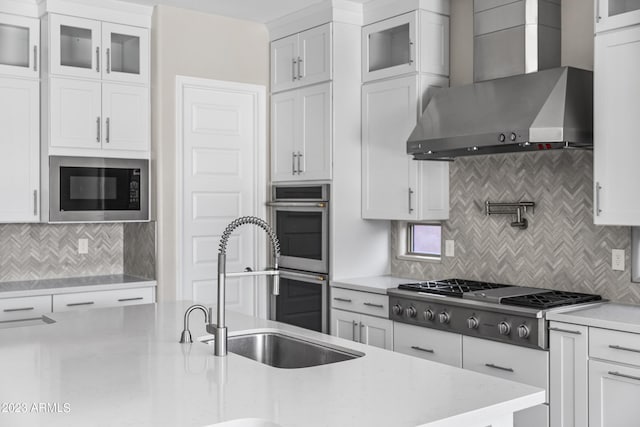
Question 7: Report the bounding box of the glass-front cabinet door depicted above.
[596,0,640,32]
[49,14,101,79]
[102,22,149,84]
[0,13,39,78]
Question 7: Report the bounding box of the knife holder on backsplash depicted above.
[485,200,536,230]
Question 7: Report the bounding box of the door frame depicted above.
[175,75,268,317]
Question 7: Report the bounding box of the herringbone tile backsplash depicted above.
[391,150,640,305]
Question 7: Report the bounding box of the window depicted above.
[396,221,442,261]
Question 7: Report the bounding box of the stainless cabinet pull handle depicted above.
[292,59,297,81]
[485,363,514,373]
[118,297,143,302]
[549,327,582,335]
[363,302,384,308]
[297,151,303,173]
[609,344,640,354]
[292,152,297,175]
[67,301,95,307]
[106,47,111,73]
[352,320,358,338]
[96,117,101,142]
[3,307,34,313]
[33,45,38,72]
[408,188,414,213]
[596,0,602,23]
[608,371,640,382]
[411,345,434,353]
[33,190,37,216]
[333,297,352,303]
[409,41,414,64]
[96,47,100,72]
[595,182,602,216]
[106,118,110,143]
[297,56,303,79]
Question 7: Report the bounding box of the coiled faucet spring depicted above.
[218,216,281,257]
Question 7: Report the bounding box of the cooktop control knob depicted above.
[466,316,479,329]
[439,311,451,324]
[423,309,435,321]
[406,306,417,318]
[499,133,506,143]
[517,324,530,339]
[498,321,511,335]
[510,132,517,142]
[392,304,403,316]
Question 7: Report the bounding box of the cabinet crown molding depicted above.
[363,0,449,26]
[39,0,152,27]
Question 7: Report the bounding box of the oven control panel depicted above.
[389,296,546,350]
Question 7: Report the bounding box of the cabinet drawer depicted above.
[0,295,51,321]
[394,322,462,367]
[590,327,640,367]
[53,287,154,312]
[331,287,388,318]
[463,336,549,402]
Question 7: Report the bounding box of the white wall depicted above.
[152,6,269,301]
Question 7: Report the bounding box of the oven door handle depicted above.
[279,270,327,283]
[266,202,327,208]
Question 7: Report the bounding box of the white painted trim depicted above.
[0,0,39,17]
[39,0,153,27]
[363,0,450,26]
[175,76,267,315]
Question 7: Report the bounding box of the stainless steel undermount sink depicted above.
[202,330,363,369]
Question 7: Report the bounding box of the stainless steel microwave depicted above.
[49,156,149,222]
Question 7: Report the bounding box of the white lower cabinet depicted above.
[53,287,154,312]
[393,322,462,367]
[589,359,640,427]
[0,295,51,322]
[331,308,393,350]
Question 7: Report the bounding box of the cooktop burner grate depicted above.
[501,290,603,309]
[398,278,511,298]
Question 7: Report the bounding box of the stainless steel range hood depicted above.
[407,0,594,160]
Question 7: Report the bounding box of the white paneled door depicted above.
[178,77,266,316]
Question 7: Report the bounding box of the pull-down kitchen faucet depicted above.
[206,216,281,356]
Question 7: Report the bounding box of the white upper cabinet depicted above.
[270,23,331,93]
[49,14,149,84]
[362,10,449,83]
[593,25,640,225]
[596,0,640,32]
[101,83,149,152]
[0,77,39,222]
[0,13,39,78]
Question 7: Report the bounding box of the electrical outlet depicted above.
[78,238,88,254]
[445,240,455,257]
[612,249,625,271]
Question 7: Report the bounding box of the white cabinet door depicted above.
[331,308,359,342]
[49,77,102,151]
[298,82,331,180]
[362,75,418,220]
[271,89,298,181]
[102,22,149,84]
[589,359,640,427]
[0,77,39,222]
[0,13,39,78]
[596,0,640,33]
[418,10,450,77]
[298,24,331,88]
[594,26,640,225]
[393,322,462,367]
[549,322,589,427]
[271,34,298,93]
[102,83,149,153]
[49,14,101,79]
[360,313,393,350]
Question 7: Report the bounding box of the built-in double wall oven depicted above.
[268,184,329,333]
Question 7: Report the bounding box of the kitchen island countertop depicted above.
[0,301,543,427]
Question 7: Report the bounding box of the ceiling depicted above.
[115,0,370,23]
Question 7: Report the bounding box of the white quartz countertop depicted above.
[331,275,415,294]
[0,302,544,427]
[547,302,640,334]
[0,274,156,298]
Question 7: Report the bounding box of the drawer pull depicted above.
[411,346,434,354]
[363,302,384,308]
[485,363,514,373]
[118,297,144,302]
[3,307,35,313]
[608,371,640,382]
[67,301,95,307]
[333,297,352,303]
[609,344,640,354]
[549,327,582,335]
